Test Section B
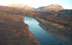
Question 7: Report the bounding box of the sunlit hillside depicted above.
[8,4,34,10]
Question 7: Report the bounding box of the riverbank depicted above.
[35,17,72,42]
[0,14,40,45]
[24,16,62,45]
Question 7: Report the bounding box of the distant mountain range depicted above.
[0,4,66,16]
[37,4,64,12]
[8,4,64,12]
[8,4,34,10]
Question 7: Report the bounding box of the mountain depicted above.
[37,7,45,9]
[38,4,64,12]
[0,5,35,16]
[8,4,34,10]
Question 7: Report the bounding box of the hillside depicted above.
[8,4,34,10]
[0,5,23,15]
[0,5,35,17]
[0,14,40,45]
[37,4,64,12]
[34,9,72,41]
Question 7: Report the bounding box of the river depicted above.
[24,16,72,45]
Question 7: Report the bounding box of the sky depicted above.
[0,0,72,9]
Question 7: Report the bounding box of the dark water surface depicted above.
[24,16,72,45]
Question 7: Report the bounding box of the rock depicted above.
[8,4,34,10]
[35,13,72,41]
[0,15,40,45]
[37,4,64,12]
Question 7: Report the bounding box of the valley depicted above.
[0,4,72,45]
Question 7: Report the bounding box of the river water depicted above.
[24,16,72,45]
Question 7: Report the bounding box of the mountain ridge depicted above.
[37,4,64,12]
[8,4,34,10]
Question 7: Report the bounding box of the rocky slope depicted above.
[37,4,64,12]
[0,14,40,45]
[34,9,72,41]
[8,4,34,10]
[0,5,23,15]
[0,5,35,17]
